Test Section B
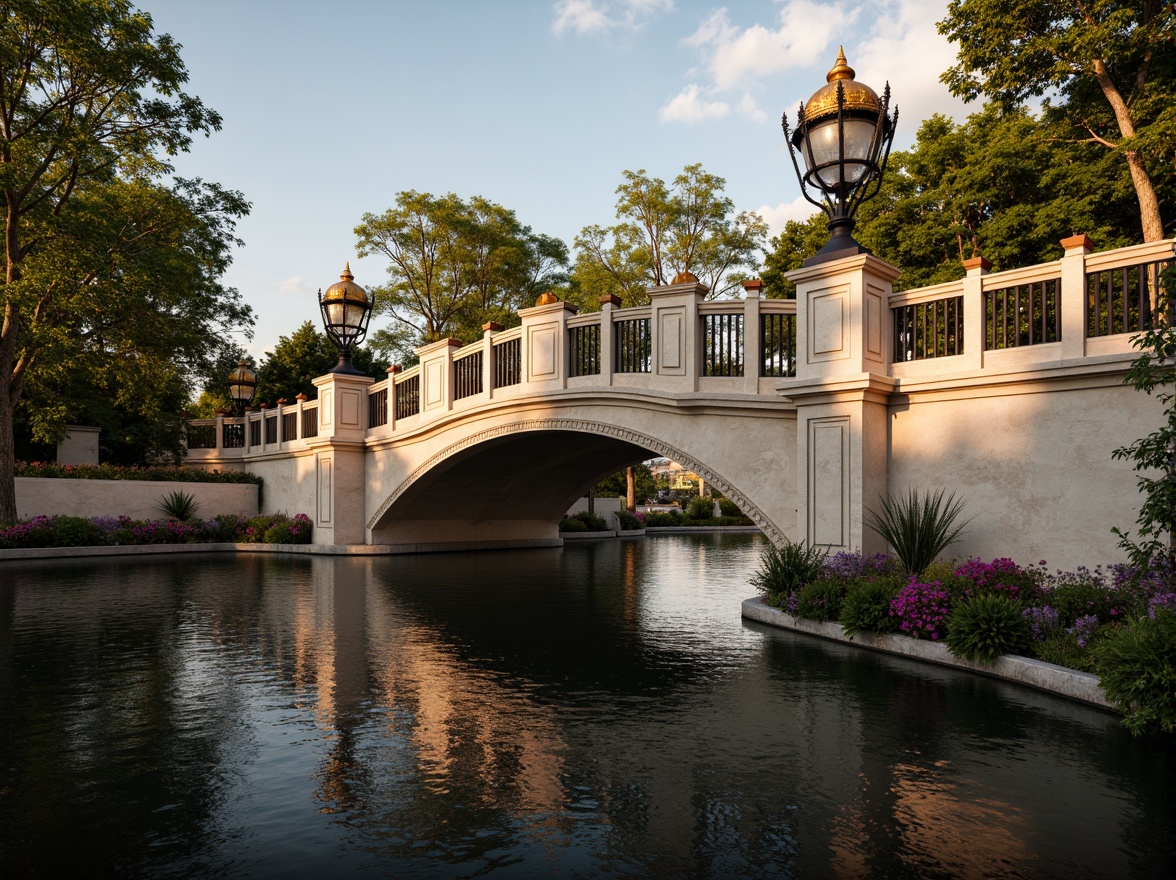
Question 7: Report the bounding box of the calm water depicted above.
[0,535,1172,878]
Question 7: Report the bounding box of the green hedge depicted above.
[15,460,262,487]
[0,513,311,549]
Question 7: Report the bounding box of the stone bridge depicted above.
[188,237,1175,569]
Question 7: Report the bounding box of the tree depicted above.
[570,163,768,307]
[594,463,657,505]
[355,192,568,349]
[1,0,228,521]
[252,321,381,406]
[760,214,827,299]
[939,0,1176,242]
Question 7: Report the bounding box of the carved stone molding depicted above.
[367,417,785,545]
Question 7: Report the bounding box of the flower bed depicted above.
[755,548,1176,735]
[16,460,261,486]
[0,513,312,548]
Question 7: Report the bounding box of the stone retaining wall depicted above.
[15,478,259,521]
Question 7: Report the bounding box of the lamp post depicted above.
[227,359,256,415]
[318,262,374,375]
[782,47,897,265]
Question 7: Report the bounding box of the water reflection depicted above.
[0,539,1172,878]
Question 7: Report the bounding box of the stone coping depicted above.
[647,526,761,534]
[741,596,1113,713]
[560,530,617,540]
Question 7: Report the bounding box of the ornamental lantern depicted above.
[227,359,257,415]
[782,47,897,265]
[318,262,374,374]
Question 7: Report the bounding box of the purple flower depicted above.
[890,578,952,640]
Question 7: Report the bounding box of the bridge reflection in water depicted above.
[0,537,1171,877]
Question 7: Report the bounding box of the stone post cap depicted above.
[295,393,308,401]
[482,321,504,332]
[741,279,763,293]
[1060,233,1093,254]
[387,364,401,374]
[962,256,991,275]
[599,294,622,307]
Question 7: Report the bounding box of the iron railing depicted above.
[702,313,744,377]
[282,411,297,441]
[615,317,651,373]
[265,415,277,445]
[1087,257,1173,337]
[223,421,245,449]
[761,313,796,378]
[454,351,483,400]
[494,338,521,387]
[986,279,1059,350]
[248,419,261,447]
[301,406,318,439]
[187,423,216,449]
[394,375,420,420]
[569,324,601,377]
[368,387,388,428]
[894,296,964,361]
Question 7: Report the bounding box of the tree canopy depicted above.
[1,0,247,517]
[355,192,568,354]
[249,321,381,406]
[939,0,1175,241]
[569,164,768,308]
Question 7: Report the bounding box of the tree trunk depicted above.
[0,295,19,524]
[1091,58,1166,242]
[626,466,636,514]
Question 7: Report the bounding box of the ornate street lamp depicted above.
[318,262,374,374]
[782,47,897,265]
[227,359,257,415]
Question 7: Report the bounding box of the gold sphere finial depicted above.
[672,271,699,284]
[341,261,354,282]
[536,291,560,306]
[826,46,854,83]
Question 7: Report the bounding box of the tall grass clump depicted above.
[865,488,970,576]
[945,593,1030,663]
[159,489,201,521]
[751,540,827,603]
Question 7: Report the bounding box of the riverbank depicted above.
[741,595,1113,712]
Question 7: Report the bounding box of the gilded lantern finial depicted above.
[341,262,354,282]
[827,46,854,82]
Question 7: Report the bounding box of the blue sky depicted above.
[143,0,969,358]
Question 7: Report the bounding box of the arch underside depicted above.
[368,418,784,546]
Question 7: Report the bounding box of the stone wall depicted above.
[16,478,259,521]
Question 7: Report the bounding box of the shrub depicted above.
[1092,610,1176,735]
[750,540,827,601]
[159,489,201,521]
[1023,605,1062,642]
[559,516,588,532]
[1043,570,1121,627]
[644,510,684,527]
[822,551,901,580]
[953,557,1041,603]
[718,497,741,517]
[945,593,1030,663]
[1035,631,1095,672]
[16,460,262,486]
[841,577,903,638]
[890,579,952,640]
[865,488,970,576]
[0,515,54,549]
[616,510,642,530]
[684,496,714,520]
[50,516,103,547]
[201,514,242,542]
[796,580,846,622]
[574,510,609,531]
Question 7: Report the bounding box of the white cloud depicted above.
[659,84,730,122]
[755,196,819,237]
[278,276,313,296]
[552,0,674,37]
[737,93,767,123]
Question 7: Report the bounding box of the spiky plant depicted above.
[865,488,970,576]
[945,593,1029,663]
[751,539,827,601]
[159,489,201,521]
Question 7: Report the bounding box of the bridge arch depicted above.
[367,417,787,547]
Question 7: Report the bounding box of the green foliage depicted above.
[1092,611,1176,735]
[717,496,742,517]
[15,461,262,487]
[643,510,684,527]
[841,577,904,638]
[945,594,1031,663]
[685,496,715,520]
[159,490,201,521]
[750,540,828,600]
[355,191,568,347]
[573,510,609,531]
[49,516,103,548]
[1112,267,1176,565]
[558,516,588,532]
[760,215,827,299]
[237,514,313,544]
[615,510,642,530]
[593,464,657,504]
[865,489,970,576]
[939,0,1175,242]
[796,580,847,623]
[569,164,767,308]
[251,321,382,405]
[1046,578,1121,627]
[1034,631,1097,673]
